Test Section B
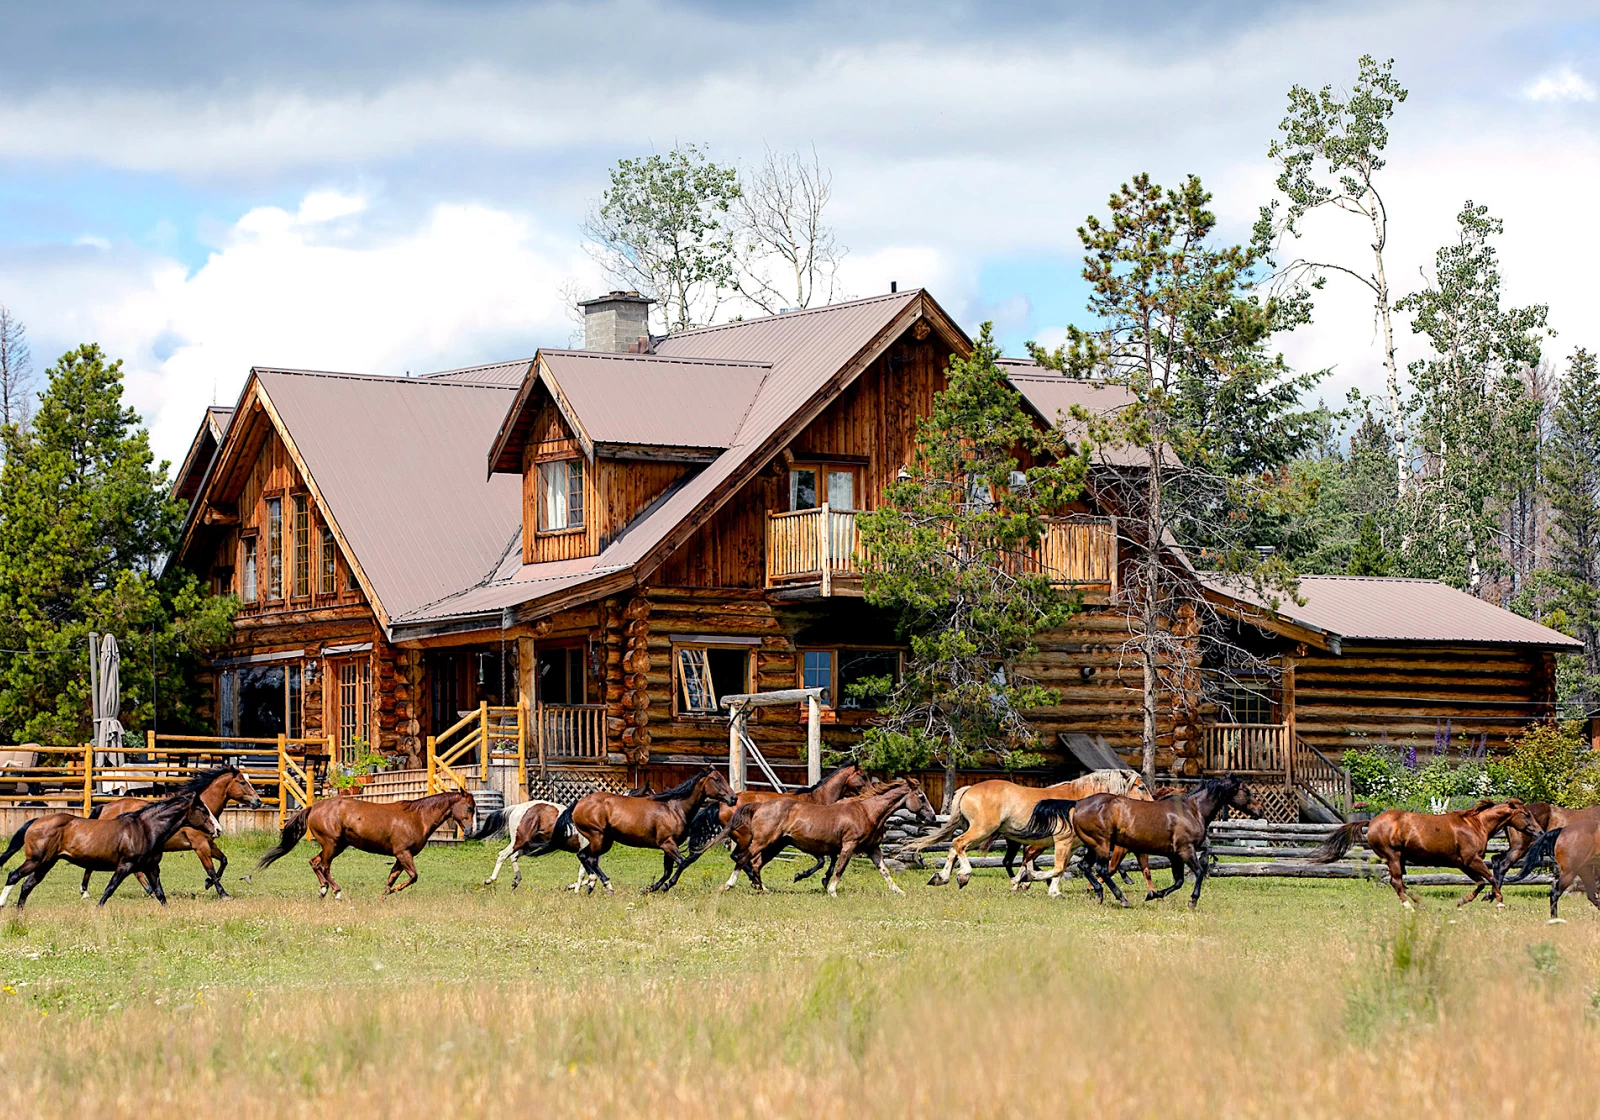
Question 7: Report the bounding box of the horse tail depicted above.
[0,818,32,870]
[699,802,758,854]
[1014,798,1079,841]
[686,803,730,855]
[904,786,967,852]
[1507,827,1562,884]
[468,808,507,841]
[526,804,577,858]
[88,803,106,819]
[255,807,311,871]
[1311,820,1367,863]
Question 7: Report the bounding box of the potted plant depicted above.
[330,740,388,795]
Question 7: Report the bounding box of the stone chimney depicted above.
[579,291,654,353]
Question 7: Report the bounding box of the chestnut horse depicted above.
[255,789,475,898]
[1026,775,1260,909]
[530,767,737,894]
[1507,813,1600,919]
[0,791,220,908]
[685,763,877,891]
[1314,799,1542,909]
[911,769,1150,889]
[716,778,938,896]
[83,765,265,899]
[1494,804,1600,892]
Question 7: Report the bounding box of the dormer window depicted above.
[539,458,585,532]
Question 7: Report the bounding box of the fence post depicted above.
[277,739,288,827]
[426,735,437,796]
[147,728,157,769]
[516,701,528,795]
[536,705,547,782]
[807,693,822,787]
[819,502,832,598]
[480,700,490,782]
[82,743,93,816]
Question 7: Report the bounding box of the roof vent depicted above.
[578,290,654,353]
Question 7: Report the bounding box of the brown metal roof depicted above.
[1205,573,1582,650]
[255,369,522,624]
[539,350,769,449]
[1001,363,1151,468]
[171,406,235,502]
[422,359,533,387]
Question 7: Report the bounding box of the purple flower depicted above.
[1403,744,1418,771]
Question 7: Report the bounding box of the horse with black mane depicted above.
[255,789,475,898]
[83,765,264,899]
[1507,810,1600,919]
[0,790,220,908]
[528,767,736,894]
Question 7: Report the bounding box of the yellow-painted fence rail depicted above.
[426,702,526,796]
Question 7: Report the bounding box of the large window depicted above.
[319,527,336,595]
[1223,685,1273,725]
[674,643,753,715]
[799,646,902,710]
[219,662,302,739]
[539,459,585,531]
[537,645,586,705]
[265,496,283,599]
[292,494,310,598]
[789,464,858,511]
[338,659,372,757]
[241,537,257,603]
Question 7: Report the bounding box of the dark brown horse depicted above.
[1026,775,1260,909]
[716,778,938,896]
[255,790,475,898]
[685,763,877,890]
[1493,804,1600,892]
[530,767,737,894]
[1507,813,1600,919]
[83,765,264,899]
[0,791,220,908]
[1315,799,1542,908]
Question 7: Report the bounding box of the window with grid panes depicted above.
[292,495,309,597]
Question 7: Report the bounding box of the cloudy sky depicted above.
[1,0,1597,464]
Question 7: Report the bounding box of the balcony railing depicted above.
[534,703,608,766]
[765,507,1118,595]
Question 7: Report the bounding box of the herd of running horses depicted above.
[0,762,1597,918]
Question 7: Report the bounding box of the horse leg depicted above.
[656,840,693,893]
[1184,847,1209,910]
[511,852,522,890]
[1078,854,1106,904]
[146,862,168,905]
[1098,855,1131,908]
[486,840,514,885]
[6,858,49,908]
[1003,839,1022,888]
[1138,854,1156,897]
[16,860,59,909]
[1580,869,1600,914]
[1045,837,1074,899]
[1458,855,1499,907]
[385,850,420,894]
[1384,854,1412,908]
[97,863,133,906]
[322,844,347,900]
[80,867,93,900]
[1152,852,1185,901]
[867,846,904,896]
[585,852,613,895]
[644,849,675,893]
[826,845,858,898]
[197,839,228,899]
[793,855,826,883]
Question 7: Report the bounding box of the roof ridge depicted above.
[420,357,535,379]
[662,290,919,341]
[256,367,517,390]
[541,349,771,369]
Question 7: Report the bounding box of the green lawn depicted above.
[2,832,1597,1118]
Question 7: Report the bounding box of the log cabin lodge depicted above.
[169,288,1581,821]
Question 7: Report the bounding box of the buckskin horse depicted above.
[1024,775,1260,909]
[715,777,938,896]
[0,790,220,908]
[82,765,265,899]
[1314,798,1542,909]
[910,769,1150,889]
[1507,811,1600,919]
[684,762,877,891]
[529,767,737,894]
[255,789,475,898]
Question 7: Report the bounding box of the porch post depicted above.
[728,703,745,793]
[1281,655,1297,792]
[277,738,288,826]
[516,701,527,795]
[807,693,822,786]
[819,501,832,598]
[426,735,437,796]
[479,700,490,782]
[82,743,93,816]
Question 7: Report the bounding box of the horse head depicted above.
[449,790,477,829]
[900,779,939,826]
[1498,797,1542,838]
[700,768,738,807]
[838,764,873,798]
[188,795,223,837]
[226,768,267,810]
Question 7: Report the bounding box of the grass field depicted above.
[2,831,1598,1119]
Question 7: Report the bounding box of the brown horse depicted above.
[1494,803,1600,892]
[1507,813,1600,919]
[255,790,475,898]
[0,791,220,908]
[684,763,877,891]
[1025,775,1260,909]
[83,765,265,899]
[529,767,737,894]
[910,769,1150,889]
[1315,799,1542,908]
[717,778,938,896]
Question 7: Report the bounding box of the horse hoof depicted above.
[927,874,944,887]
[1121,899,1133,909]
[956,876,970,889]
[1144,892,1158,902]
[1496,902,1506,910]
[1548,917,1567,924]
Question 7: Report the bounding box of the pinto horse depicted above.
[0,791,220,908]
[1314,798,1542,909]
[911,769,1149,889]
[472,798,565,888]
[684,762,877,891]
[1507,812,1600,919]
[716,778,938,896]
[83,765,264,899]
[530,767,737,894]
[255,790,475,898]
[1026,775,1260,909]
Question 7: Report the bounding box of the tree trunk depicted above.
[1371,204,1405,502]
[944,754,958,814]
[1141,638,1158,788]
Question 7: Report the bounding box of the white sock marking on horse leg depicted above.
[0,883,12,907]
[722,868,739,892]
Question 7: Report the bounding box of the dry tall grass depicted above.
[1,836,1596,1118]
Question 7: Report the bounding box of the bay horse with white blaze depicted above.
[0,791,220,908]
[1314,798,1542,909]
[255,789,475,898]
[530,767,737,894]
[716,777,938,896]
[83,765,264,899]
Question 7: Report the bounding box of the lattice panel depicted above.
[1243,782,1297,824]
[525,771,632,805]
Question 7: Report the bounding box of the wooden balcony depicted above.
[533,703,609,767]
[1200,722,1352,819]
[764,507,1118,599]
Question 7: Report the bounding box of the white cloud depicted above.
[1523,65,1596,103]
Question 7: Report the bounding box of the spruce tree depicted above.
[1539,348,1600,712]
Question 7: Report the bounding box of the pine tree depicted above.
[1537,348,1600,712]
[0,344,235,744]
[1346,516,1391,576]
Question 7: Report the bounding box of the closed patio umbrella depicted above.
[90,632,128,794]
